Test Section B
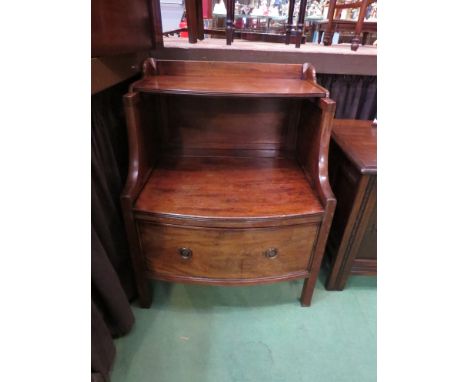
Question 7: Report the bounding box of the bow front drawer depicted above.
[137,222,319,281]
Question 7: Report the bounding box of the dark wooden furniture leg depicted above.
[226,0,235,44]
[196,0,204,40]
[351,0,368,51]
[318,29,324,44]
[295,0,308,48]
[323,0,336,46]
[325,119,377,290]
[185,0,198,43]
[121,91,155,308]
[326,176,376,290]
[285,0,296,45]
[147,0,164,48]
[299,98,337,306]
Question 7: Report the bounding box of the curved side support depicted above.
[298,97,337,306]
[315,98,337,206]
[142,57,159,77]
[301,63,317,82]
[120,92,154,308]
[301,63,330,97]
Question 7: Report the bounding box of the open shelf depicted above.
[132,75,328,97]
[134,156,324,225]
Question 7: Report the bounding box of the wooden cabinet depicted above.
[121,59,337,307]
[325,119,377,290]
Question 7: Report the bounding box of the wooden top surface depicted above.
[135,156,324,223]
[132,76,327,97]
[131,59,328,97]
[332,119,377,174]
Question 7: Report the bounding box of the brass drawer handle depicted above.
[265,248,278,259]
[178,247,192,260]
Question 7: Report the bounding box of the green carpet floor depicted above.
[111,272,376,382]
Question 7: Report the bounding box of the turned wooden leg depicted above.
[351,35,361,51]
[226,0,234,45]
[351,0,368,51]
[294,0,307,48]
[323,29,333,46]
[196,0,204,40]
[323,0,336,46]
[185,0,198,43]
[285,0,296,45]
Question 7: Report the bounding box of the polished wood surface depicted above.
[325,119,377,290]
[161,96,300,153]
[145,59,306,78]
[135,156,324,221]
[121,60,336,307]
[131,59,328,97]
[92,0,157,56]
[139,223,318,280]
[332,119,377,174]
[132,76,326,97]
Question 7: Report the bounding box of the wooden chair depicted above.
[322,0,375,51]
[179,0,309,47]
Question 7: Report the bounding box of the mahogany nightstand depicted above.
[121,59,337,307]
[325,119,377,290]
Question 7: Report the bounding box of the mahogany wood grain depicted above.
[162,96,299,152]
[132,76,327,97]
[144,59,308,79]
[295,0,308,48]
[139,223,318,279]
[185,0,199,44]
[135,156,324,222]
[120,92,156,308]
[331,119,377,174]
[92,0,155,56]
[325,119,377,290]
[296,98,337,305]
[147,0,164,48]
[121,60,336,307]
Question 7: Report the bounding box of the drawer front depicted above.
[138,222,318,279]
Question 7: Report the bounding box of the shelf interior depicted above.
[134,156,324,222]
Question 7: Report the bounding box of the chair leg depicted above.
[285,0,296,45]
[351,0,369,51]
[295,0,308,48]
[185,0,198,43]
[196,0,204,40]
[323,27,334,46]
[323,0,336,46]
[226,0,234,45]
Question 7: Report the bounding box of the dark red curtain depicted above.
[317,74,377,120]
[91,78,138,382]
